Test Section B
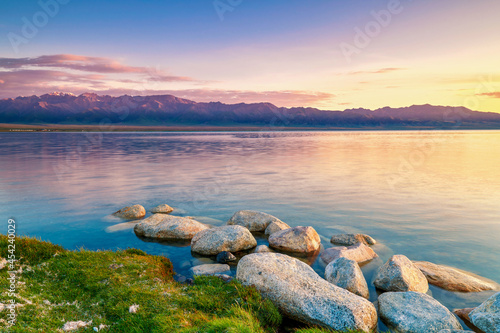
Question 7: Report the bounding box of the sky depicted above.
[0,0,499,112]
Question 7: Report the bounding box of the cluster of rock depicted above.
[112,206,499,333]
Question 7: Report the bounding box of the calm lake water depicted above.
[1,130,499,330]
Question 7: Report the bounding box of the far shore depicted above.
[2,123,500,132]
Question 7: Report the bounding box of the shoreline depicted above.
[2,123,500,132]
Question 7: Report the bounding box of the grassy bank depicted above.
[0,236,343,333]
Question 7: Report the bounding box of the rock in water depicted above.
[373,255,429,293]
[413,261,497,292]
[378,291,463,333]
[236,253,377,332]
[227,210,282,232]
[330,233,377,246]
[190,264,231,276]
[325,257,369,299]
[320,243,378,264]
[453,308,475,322]
[113,205,146,219]
[254,245,273,253]
[191,225,257,256]
[265,220,291,236]
[437,330,471,333]
[150,204,174,214]
[216,251,237,263]
[268,226,321,254]
[469,292,500,333]
[134,214,208,240]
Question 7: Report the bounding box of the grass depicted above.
[0,236,364,333]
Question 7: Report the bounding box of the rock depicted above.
[265,220,291,236]
[63,321,92,331]
[134,214,208,240]
[113,205,146,219]
[227,210,282,232]
[236,253,377,332]
[151,204,174,214]
[413,261,497,292]
[378,291,463,333]
[191,225,257,256]
[214,274,233,283]
[453,308,475,322]
[470,292,500,333]
[190,264,231,276]
[320,243,378,265]
[0,258,7,270]
[437,330,471,333]
[254,245,273,253]
[216,251,237,263]
[129,304,139,313]
[325,257,369,299]
[330,233,377,246]
[268,226,321,254]
[373,255,429,293]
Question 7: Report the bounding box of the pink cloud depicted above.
[350,67,406,75]
[478,92,500,99]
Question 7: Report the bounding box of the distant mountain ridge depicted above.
[1,92,500,129]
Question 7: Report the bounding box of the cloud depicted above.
[349,67,406,75]
[0,54,194,81]
[478,92,500,99]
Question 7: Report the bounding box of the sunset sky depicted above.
[0,0,499,112]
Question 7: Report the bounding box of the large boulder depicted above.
[378,291,463,333]
[150,204,174,214]
[469,292,500,333]
[113,205,146,219]
[325,257,369,299]
[190,264,231,276]
[373,255,428,293]
[134,214,208,240]
[413,261,497,292]
[191,225,257,256]
[330,233,377,246]
[320,243,378,265]
[237,253,378,332]
[265,220,290,236]
[268,226,321,254]
[227,210,282,232]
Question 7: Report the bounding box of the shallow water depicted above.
[1,130,499,330]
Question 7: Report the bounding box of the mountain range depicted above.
[1,92,500,129]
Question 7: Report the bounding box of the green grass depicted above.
[0,236,361,333]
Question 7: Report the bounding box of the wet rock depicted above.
[378,291,463,333]
[268,226,321,254]
[437,330,471,333]
[191,225,257,256]
[237,253,377,332]
[469,292,500,333]
[190,264,231,276]
[453,308,474,322]
[374,255,429,293]
[227,210,282,232]
[150,204,174,214]
[113,205,146,219]
[330,233,377,246]
[413,261,497,292]
[320,242,378,265]
[265,220,291,236]
[325,257,369,299]
[134,214,208,240]
[216,251,237,264]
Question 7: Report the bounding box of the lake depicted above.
[1,130,499,330]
